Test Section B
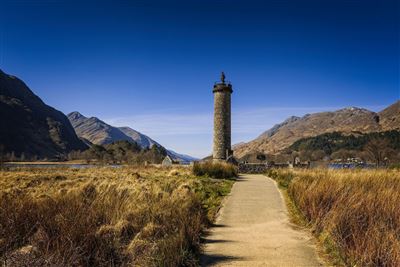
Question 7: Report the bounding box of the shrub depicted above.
[389,163,400,169]
[266,169,293,189]
[192,161,237,179]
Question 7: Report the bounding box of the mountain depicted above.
[118,126,159,149]
[0,69,87,159]
[257,116,301,139]
[68,112,161,149]
[167,150,198,164]
[68,112,143,146]
[378,101,400,131]
[68,112,198,162]
[234,101,400,158]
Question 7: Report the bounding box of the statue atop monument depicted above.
[220,72,226,84]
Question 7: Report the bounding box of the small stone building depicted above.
[162,155,179,166]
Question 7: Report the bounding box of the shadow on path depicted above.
[200,254,244,267]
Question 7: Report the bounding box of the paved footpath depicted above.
[201,174,325,267]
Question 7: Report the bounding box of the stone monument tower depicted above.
[213,72,233,162]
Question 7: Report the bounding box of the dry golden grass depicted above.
[0,166,233,266]
[269,168,400,266]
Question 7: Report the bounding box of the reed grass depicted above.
[0,166,233,266]
[268,168,400,266]
[192,161,237,179]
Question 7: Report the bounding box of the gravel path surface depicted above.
[201,174,325,267]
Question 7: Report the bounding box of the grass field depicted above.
[268,168,400,266]
[193,161,238,179]
[0,166,234,266]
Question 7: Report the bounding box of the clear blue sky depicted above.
[1,0,399,157]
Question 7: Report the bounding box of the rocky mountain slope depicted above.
[167,150,198,163]
[68,112,197,163]
[68,111,159,148]
[118,126,159,148]
[234,101,399,158]
[0,69,87,158]
[378,101,400,131]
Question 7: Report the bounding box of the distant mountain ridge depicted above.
[234,101,400,158]
[378,101,400,131]
[68,111,159,148]
[167,150,198,163]
[257,116,301,139]
[118,127,159,149]
[68,112,197,163]
[0,69,87,158]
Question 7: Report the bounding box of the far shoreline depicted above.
[3,160,89,165]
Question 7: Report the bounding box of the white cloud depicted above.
[105,106,340,138]
[105,113,213,136]
[104,104,380,157]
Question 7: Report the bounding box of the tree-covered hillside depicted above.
[68,140,167,164]
[289,130,400,154]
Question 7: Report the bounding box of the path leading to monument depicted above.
[201,174,324,267]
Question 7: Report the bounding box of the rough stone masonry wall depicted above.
[213,86,231,160]
[238,163,268,174]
